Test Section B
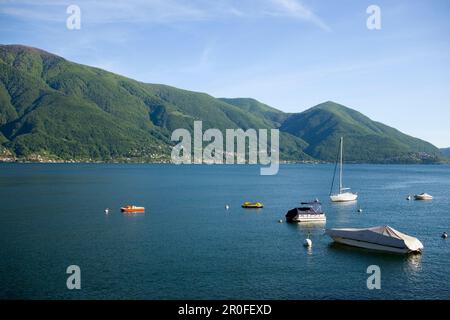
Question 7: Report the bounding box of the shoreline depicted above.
[0,160,448,165]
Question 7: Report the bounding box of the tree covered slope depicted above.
[0,45,444,163]
[280,101,442,163]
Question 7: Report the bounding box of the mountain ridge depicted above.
[0,44,445,164]
[280,101,442,163]
[441,148,450,157]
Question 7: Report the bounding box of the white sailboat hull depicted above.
[330,192,358,202]
[329,137,358,203]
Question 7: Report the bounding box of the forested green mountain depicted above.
[218,97,288,127]
[0,45,444,163]
[280,101,443,163]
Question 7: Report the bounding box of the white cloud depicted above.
[0,0,330,30]
[269,0,331,31]
[83,0,207,24]
[0,2,65,22]
[0,0,208,24]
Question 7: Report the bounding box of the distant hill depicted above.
[0,44,445,163]
[441,148,450,157]
[280,101,443,163]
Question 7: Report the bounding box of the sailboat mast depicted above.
[339,137,343,193]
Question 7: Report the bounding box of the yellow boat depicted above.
[242,202,264,209]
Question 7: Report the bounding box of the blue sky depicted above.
[1,0,449,147]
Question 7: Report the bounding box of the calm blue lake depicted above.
[0,163,449,299]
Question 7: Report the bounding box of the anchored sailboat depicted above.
[330,137,358,202]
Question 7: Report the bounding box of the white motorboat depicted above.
[414,193,433,201]
[325,225,423,254]
[329,137,358,202]
[285,200,326,223]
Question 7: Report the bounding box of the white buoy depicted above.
[406,195,412,201]
[357,208,363,213]
[442,232,448,239]
[225,205,230,210]
[304,238,312,247]
[278,219,283,223]
[104,208,109,214]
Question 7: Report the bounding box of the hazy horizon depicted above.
[0,0,449,147]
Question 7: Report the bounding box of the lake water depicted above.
[0,163,449,300]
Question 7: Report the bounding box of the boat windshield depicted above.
[300,201,322,214]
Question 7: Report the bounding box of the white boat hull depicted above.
[329,236,411,254]
[291,214,326,223]
[326,226,423,254]
[330,192,358,202]
[414,194,433,201]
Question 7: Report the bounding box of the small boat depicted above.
[242,202,263,209]
[329,137,358,202]
[414,193,433,201]
[326,225,423,254]
[120,205,145,213]
[285,199,326,223]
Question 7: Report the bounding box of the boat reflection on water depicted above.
[403,253,423,274]
[330,201,359,225]
[287,220,326,234]
[122,211,145,217]
[328,241,424,264]
[330,200,359,210]
[296,221,326,232]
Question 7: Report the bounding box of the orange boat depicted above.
[120,205,145,213]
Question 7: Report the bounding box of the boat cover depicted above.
[285,202,323,219]
[326,225,423,252]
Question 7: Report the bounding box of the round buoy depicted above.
[357,208,363,213]
[225,205,230,210]
[304,238,312,247]
[104,208,109,214]
[406,195,412,201]
[442,232,448,239]
[278,219,283,223]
